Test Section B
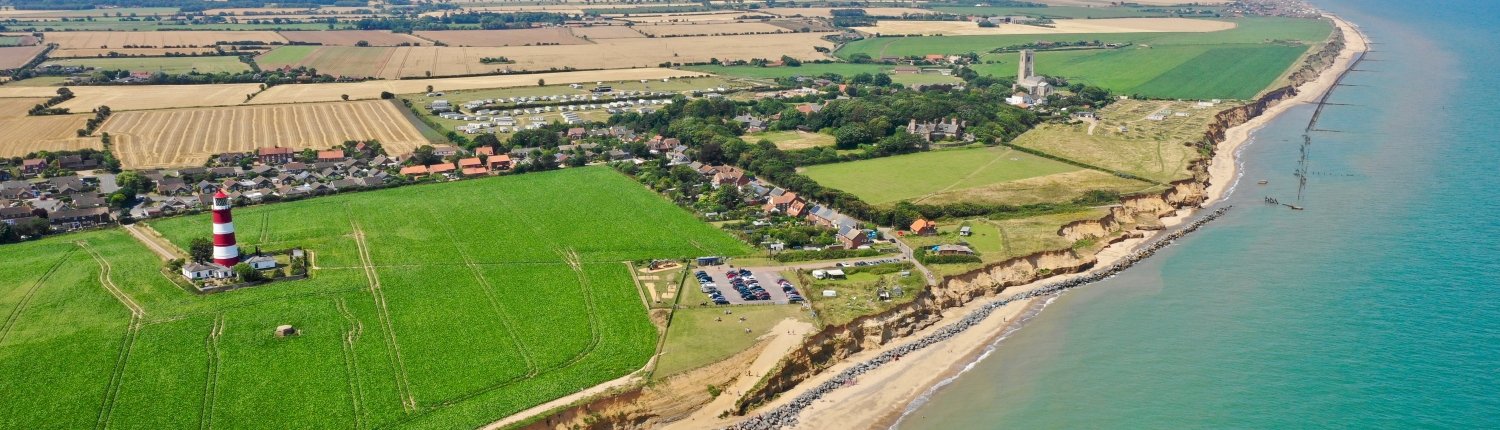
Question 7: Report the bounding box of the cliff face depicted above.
[522,20,1352,430]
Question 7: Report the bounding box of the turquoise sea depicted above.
[898,1,1500,428]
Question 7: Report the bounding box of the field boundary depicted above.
[0,247,75,346]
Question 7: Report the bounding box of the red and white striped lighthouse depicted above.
[210,190,239,267]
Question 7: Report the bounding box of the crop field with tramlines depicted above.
[0,167,750,429]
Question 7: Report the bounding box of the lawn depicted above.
[1010,99,1234,183]
[747,130,836,150]
[654,304,813,377]
[898,209,1113,277]
[793,263,926,327]
[45,56,252,74]
[0,167,751,429]
[800,146,1084,205]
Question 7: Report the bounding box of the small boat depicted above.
[1257,180,1269,185]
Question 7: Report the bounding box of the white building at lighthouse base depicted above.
[181,256,278,280]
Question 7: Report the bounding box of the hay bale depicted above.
[275,325,298,337]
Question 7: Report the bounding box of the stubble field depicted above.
[0,45,45,69]
[413,28,587,46]
[0,167,750,430]
[0,98,100,156]
[100,99,431,169]
[631,22,792,37]
[279,30,430,46]
[248,68,707,104]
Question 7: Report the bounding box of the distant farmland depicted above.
[0,45,45,69]
[44,30,288,49]
[414,28,587,46]
[0,167,750,429]
[278,30,430,46]
[101,100,431,168]
[0,98,99,157]
[839,17,1333,99]
[44,56,252,74]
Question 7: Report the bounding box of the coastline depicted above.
[719,13,1370,430]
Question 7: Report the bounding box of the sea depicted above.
[895,1,1500,428]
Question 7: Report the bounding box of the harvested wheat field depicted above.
[102,100,430,169]
[415,28,587,46]
[250,68,707,104]
[279,30,429,46]
[0,84,260,111]
[44,31,288,49]
[488,33,833,71]
[569,25,644,39]
[0,97,45,117]
[0,45,45,69]
[0,113,99,157]
[759,7,937,18]
[632,22,791,37]
[855,18,1237,36]
[50,47,224,58]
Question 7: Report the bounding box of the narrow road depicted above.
[124,224,185,261]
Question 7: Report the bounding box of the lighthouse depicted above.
[210,190,239,267]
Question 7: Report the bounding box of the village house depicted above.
[487,154,512,170]
[317,149,345,162]
[156,177,191,195]
[48,206,111,230]
[57,155,98,171]
[837,224,869,249]
[181,261,234,280]
[907,118,967,142]
[567,127,587,140]
[398,165,428,177]
[427,163,456,176]
[0,206,36,224]
[21,158,46,175]
[431,145,460,158]
[458,157,483,170]
[258,146,294,164]
[911,218,938,236]
[711,165,751,189]
[763,191,808,218]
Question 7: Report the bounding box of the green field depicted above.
[654,304,812,377]
[45,56,251,74]
[838,17,1333,99]
[0,167,750,429]
[930,6,1223,19]
[1011,99,1228,183]
[747,130,836,150]
[801,146,1085,205]
[252,45,320,66]
[897,209,1112,277]
[972,43,1309,99]
[0,36,23,47]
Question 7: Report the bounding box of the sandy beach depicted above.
[712,14,1370,430]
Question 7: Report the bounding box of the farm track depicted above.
[124,222,185,261]
[421,205,539,378]
[200,315,225,430]
[385,203,613,424]
[0,248,75,346]
[95,315,140,430]
[349,219,417,412]
[335,298,367,430]
[78,241,147,316]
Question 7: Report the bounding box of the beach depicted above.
[711,14,1370,430]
